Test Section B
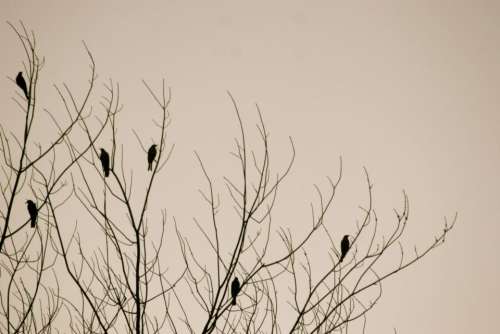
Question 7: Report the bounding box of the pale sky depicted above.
[1,1,500,333]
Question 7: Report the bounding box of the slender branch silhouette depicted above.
[182,94,456,334]
[0,23,456,334]
[0,21,106,333]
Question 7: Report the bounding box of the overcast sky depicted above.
[2,1,500,333]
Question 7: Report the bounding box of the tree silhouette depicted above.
[0,22,456,334]
[0,22,109,333]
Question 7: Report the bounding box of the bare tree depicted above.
[0,22,109,333]
[49,79,185,334]
[180,95,455,334]
[1,24,456,334]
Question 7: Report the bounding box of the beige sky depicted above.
[1,1,500,333]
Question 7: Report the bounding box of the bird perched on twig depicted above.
[16,71,29,100]
[99,148,110,177]
[147,144,157,171]
[26,200,37,228]
[340,235,350,263]
[231,277,241,306]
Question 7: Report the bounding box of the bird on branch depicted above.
[26,200,37,228]
[231,277,241,306]
[99,148,110,177]
[340,235,350,263]
[147,144,157,171]
[16,71,29,100]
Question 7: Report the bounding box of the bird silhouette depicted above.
[147,144,157,171]
[99,148,110,177]
[231,277,241,305]
[340,235,350,263]
[16,72,29,100]
[26,200,37,228]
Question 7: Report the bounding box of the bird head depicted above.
[18,71,22,76]
[151,144,157,148]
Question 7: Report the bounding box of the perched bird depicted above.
[147,144,157,171]
[231,277,241,306]
[16,71,29,100]
[99,148,110,177]
[26,200,37,228]
[340,235,350,263]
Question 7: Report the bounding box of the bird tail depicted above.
[148,162,152,171]
[339,254,345,263]
[232,297,236,306]
[105,170,109,177]
[31,218,36,228]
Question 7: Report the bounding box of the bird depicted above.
[16,71,29,100]
[340,235,350,263]
[26,200,37,228]
[99,148,110,177]
[231,277,241,306]
[147,144,157,171]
